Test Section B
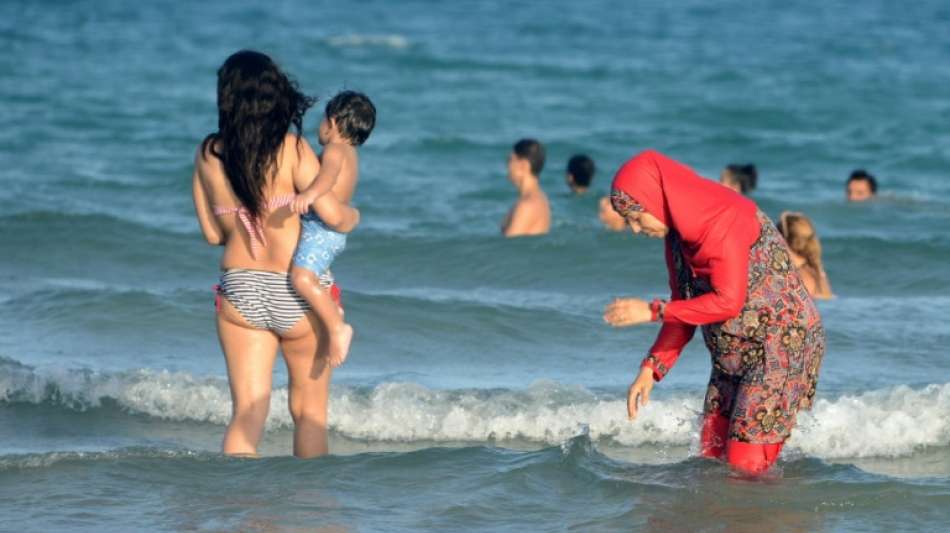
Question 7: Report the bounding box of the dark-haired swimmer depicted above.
[502,138,550,237]
[720,163,757,195]
[846,169,877,202]
[566,154,596,195]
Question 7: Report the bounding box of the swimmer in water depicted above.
[777,211,833,300]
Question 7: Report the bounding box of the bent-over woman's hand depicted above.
[627,366,655,420]
[603,297,653,327]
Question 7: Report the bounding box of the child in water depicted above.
[290,91,376,366]
[502,138,551,237]
[778,211,833,300]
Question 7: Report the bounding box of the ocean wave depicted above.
[325,34,409,49]
[1,357,948,459]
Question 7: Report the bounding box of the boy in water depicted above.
[846,169,877,202]
[565,153,596,195]
[290,91,376,366]
[502,138,550,237]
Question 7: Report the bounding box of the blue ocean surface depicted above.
[2,0,949,531]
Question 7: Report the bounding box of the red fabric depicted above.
[699,412,783,474]
[700,412,730,459]
[726,440,783,476]
[213,284,222,312]
[330,283,343,309]
[611,150,761,380]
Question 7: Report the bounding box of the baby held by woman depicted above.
[290,91,377,366]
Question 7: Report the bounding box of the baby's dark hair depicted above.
[326,90,376,146]
[726,163,758,194]
[848,169,878,193]
[513,138,545,176]
[567,154,596,188]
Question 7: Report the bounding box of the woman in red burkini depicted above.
[603,150,825,475]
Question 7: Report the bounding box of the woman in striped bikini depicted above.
[191,50,359,458]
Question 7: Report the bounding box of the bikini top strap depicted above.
[211,194,296,259]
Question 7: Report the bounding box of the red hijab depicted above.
[610,149,759,270]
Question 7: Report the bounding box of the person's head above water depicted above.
[719,163,757,195]
[320,90,376,147]
[202,50,314,217]
[846,169,877,202]
[777,212,821,264]
[610,150,759,250]
[566,154,596,194]
[508,138,545,183]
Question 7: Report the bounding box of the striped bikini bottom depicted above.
[216,269,332,335]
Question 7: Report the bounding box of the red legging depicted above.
[700,413,783,475]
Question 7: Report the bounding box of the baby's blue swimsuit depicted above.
[293,211,347,274]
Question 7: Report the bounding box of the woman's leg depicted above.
[699,413,730,459]
[700,371,738,459]
[217,299,280,456]
[281,312,333,458]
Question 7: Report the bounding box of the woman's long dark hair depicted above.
[202,50,314,217]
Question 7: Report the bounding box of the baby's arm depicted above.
[291,144,346,214]
[313,192,360,233]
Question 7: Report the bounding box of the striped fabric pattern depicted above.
[217,269,315,334]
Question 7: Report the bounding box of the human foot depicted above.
[329,323,353,368]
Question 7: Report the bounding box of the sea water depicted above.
[1,0,949,530]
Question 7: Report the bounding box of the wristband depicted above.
[649,298,666,322]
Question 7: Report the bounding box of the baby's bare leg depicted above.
[291,266,353,367]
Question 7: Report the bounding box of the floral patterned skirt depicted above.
[689,211,825,444]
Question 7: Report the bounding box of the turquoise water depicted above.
[2,0,950,530]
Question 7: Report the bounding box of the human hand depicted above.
[603,297,653,327]
[627,366,655,420]
[291,192,319,215]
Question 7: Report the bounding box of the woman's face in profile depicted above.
[626,210,669,239]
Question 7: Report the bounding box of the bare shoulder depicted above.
[193,137,220,180]
[527,189,551,210]
[281,133,315,160]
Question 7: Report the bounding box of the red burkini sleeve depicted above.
[662,229,751,326]
[641,244,697,382]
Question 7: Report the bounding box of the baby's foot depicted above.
[329,323,354,368]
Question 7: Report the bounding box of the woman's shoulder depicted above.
[280,133,315,157]
[194,135,221,178]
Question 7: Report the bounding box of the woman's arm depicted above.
[814,268,833,299]
[192,151,224,246]
[663,232,752,325]
[603,244,697,382]
[643,243,696,381]
[803,264,833,299]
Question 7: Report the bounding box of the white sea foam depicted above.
[325,34,409,49]
[1,359,948,459]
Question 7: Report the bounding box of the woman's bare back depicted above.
[192,134,320,273]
